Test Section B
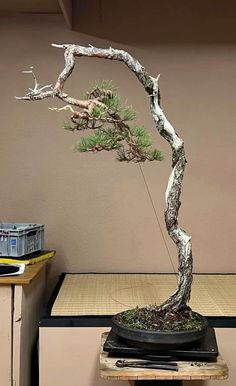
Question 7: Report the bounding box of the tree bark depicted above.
[16,44,193,312]
[149,78,193,311]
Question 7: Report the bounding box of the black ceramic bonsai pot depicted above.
[112,311,208,347]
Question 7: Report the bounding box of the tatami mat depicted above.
[51,274,236,317]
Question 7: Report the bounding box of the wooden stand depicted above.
[100,332,228,385]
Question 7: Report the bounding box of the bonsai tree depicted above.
[17,44,203,333]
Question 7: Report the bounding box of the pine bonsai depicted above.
[16,44,205,334]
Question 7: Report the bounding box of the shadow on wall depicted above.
[73,0,236,44]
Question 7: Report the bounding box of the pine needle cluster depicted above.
[66,81,163,162]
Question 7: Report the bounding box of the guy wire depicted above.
[138,163,177,278]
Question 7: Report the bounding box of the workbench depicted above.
[0,252,55,386]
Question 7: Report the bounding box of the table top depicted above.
[100,332,228,381]
[0,251,55,285]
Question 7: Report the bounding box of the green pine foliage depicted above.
[91,105,107,119]
[122,106,136,121]
[67,80,163,163]
[74,129,121,153]
[63,120,76,131]
[132,126,152,148]
[149,149,164,161]
[89,80,115,93]
[102,93,121,112]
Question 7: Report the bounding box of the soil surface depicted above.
[115,306,204,331]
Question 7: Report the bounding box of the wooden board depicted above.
[100,333,228,381]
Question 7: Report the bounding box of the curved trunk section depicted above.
[149,79,193,311]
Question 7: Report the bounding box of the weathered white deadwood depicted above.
[16,44,193,311]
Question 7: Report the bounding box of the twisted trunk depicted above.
[149,78,193,311]
[16,44,193,312]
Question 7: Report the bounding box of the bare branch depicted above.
[15,90,55,101]
[16,66,53,99]
[48,105,75,113]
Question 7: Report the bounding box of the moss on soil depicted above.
[115,306,204,331]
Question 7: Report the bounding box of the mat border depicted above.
[40,272,236,328]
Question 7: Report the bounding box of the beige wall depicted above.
[39,327,128,386]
